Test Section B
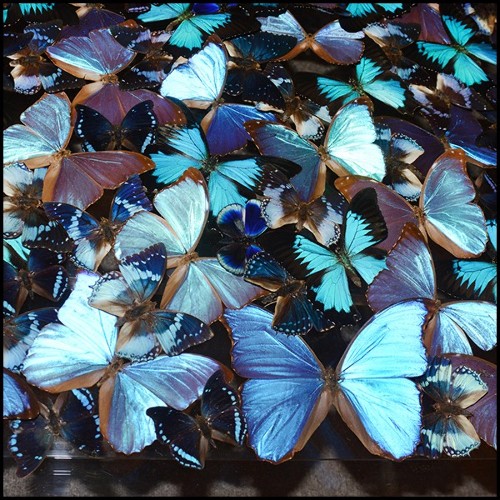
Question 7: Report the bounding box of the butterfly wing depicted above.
[74,104,115,152]
[334,299,428,460]
[109,174,153,225]
[421,149,488,258]
[3,369,39,419]
[224,305,329,463]
[120,100,158,152]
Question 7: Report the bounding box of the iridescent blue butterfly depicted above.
[216,199,267,276]
[147,369,247,469]
[367,223,496,357]
[132,3,257,56]
[145,109,296,216]
[109,20,173,90]
[43,175,153,271]
[224,31,298,110]
[114,169,264,325]
[280,187,388,322]
[89,243,213,360]
[159,40,277,155]
[3,307,58,373]
[3,3,79,29]
[22,269,221,455]
[224,300,428,462]
[5,21,86,95]
[243,251,334,336]
[75,99,158,153]
[416,355,490,458]
[246,96,386,202]
[296,41,414,113]
[440,218,497,304]
[3,162,73,251]
[375,122,425,201]
[8,388,103,477]
[339,3,412,33]
[3,241,69,317]
[257,7,365,65]
[3,369,39,419]
[411,11,497,86]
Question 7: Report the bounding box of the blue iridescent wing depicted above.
[335,299,428,460]
[74,104,115,152]
[201,370,247,446]
[224,305,328,463]
[146,406,205,469]
[3,308,59,373]
[110,174,153,224]
[3,369,39,419]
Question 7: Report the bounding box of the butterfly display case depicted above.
[3,3,497,496]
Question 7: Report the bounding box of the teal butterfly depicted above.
[413,13,497,86]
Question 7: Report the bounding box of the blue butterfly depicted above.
[3,307,58,373]
[216,199,267,276]
[3,162,72,251]
[115,168,264,325]
[416,356,489,458]
[146,109,295,216]
[89,242,213,360]
[8,388,103,477]
[3,3,79,28]
[296,41,413,113]
[22,269,222,455]
[280,187,388,321]
[74,99,158,153]
[224,300,428,462]
[3,240,69,317]
[3,369,39,420]
[243,251,334,336]
[413,12,497,86]
[246,96,386,202]
[440,218,497,304]
[147,369,247,469]
[367,223,496,356]
[159,40,277,155]
[43,174,153,271]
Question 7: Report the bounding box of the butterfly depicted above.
[115,168,265,325]
[246,96,386,203]
[3,307,59,373]
[410,10,497,86]
[223,300,428,462]
[416,355,491,458]
[295,41,414,114]
[335,148,489,258]
[257,167,343,247]
[146,368,247,469]
[3,92,155,210]
[74,99,158,153]
[375,122,425,201]
[46,29,137,100]
[340,3,411,32]
[159,40,278,156]
[8,388,103,477]
[223,31,298,111]
[367,223,496,356]
[3,3,79,29]
[3,241,69,317]
[109,20,173,90]
[263,62,333,141]
[5,21,86,95]
[43,174,153,271]
[145,107,298,216]
[216,199,267,276]
[440,218,497,304]
[243,251,334,336]
[272,187,387,321]
[3,369,39,420]
[3,162,73,251]
[21,269,222,455]
[89,242,213,359]
[257,7,365,65]
[131,3,258,56]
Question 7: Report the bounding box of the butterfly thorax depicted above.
[383,45,403,66]
[9,188,43,213]
[178,251,199,266]
[102,73,119,85]
[433,400,471,418]
[334,247,362,287]
[98,218,119,243]
[295,201,316,229]
[99,356,127,386]
[194,414,213,442]
[278,278,306,298]
[323,366,339,392]
[317,145,332,163]
[200,156,219,175]
[230,57,261,72]
[348,78,364,94]
[9,54,44,68]
[122,300,156,324]
[16,269,34,294]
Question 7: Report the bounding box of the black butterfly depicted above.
[146,369,247,469]
[74,100,158,153]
